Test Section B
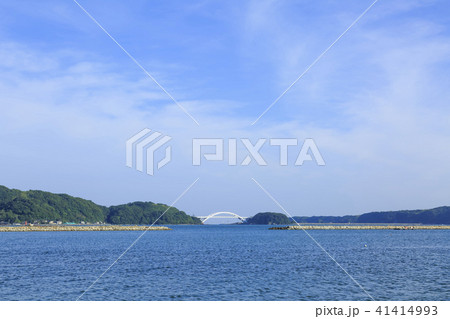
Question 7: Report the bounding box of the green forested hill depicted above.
[245,212,292,225]
[107,202,202,225]
[0,186,107,223]
[0,185,201,224]
[0,185,21,202]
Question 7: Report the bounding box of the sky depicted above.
[0,0,450,219]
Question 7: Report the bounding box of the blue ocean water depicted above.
[0,225,448,300]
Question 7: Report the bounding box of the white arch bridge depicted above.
[197,212,247,224]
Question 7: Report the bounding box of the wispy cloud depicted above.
[1,0,450,217]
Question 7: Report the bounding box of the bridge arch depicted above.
[198,212,246,224]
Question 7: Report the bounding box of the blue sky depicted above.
[1,0,450,218]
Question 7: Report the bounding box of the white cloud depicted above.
[1,1,450,217]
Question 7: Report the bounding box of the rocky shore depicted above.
[0,225,171,232]
[269,225,450,230]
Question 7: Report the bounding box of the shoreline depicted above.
[1,225,449,232]
[0,225,171,232]
[269,225,450,230]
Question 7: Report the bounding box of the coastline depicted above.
[0,225,171,232]
[269,225,450,230]
[1,224,449,232]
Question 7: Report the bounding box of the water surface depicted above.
[0,225,448,300]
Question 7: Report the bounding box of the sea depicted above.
[0,225,448,300]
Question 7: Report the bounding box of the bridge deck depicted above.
[197,212,247,224]
[197,216,245,219]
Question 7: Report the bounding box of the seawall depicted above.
[269,225,450,230]
[0,225,171,232]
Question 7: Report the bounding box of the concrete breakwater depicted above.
[0,225,171,232]
[269,225,450,230]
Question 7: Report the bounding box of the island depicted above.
[244,212,292,225]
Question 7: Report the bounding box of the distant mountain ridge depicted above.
[0,185,201,225]
[293,206,450,225]
[243,207,450,225]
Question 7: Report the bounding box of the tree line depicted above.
[0,185,201,225]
